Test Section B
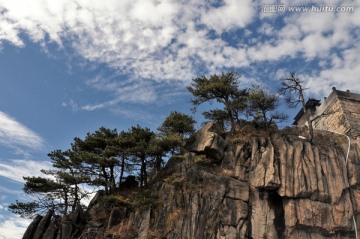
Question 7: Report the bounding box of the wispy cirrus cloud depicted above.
[0,159,51,183]
[82,77,158,110]
[81,74,188,111]
[0,185,21,195]
[0,111,44,150]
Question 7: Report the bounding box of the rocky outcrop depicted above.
[186,122,227,161]
[22,215,43,239]
[24,126,360,239]
[33,211,53,239]
[23,207,85,239]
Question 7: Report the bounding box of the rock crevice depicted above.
[23,125,360,239]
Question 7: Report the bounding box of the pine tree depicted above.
[187,71,247,131]
[72,127,119,195]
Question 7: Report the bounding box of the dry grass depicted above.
[231,123,270,144]
[166,208,183,229]
[312,130,349,149]
[109,219,137,239]
[148,228,164,239]
[163,172,185,189]
[193,154,209,164]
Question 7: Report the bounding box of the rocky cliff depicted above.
[23,123,360,239]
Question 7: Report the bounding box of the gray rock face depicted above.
[60,217,73,239]
[22,126,360,239]
[42,217,59,239]
[22,215,43,239]
[107,207,124,229]
[187,122,227,161]
[33,211,53,239]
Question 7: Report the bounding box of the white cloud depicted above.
[0,112,44,150]
[61,99,79,111]
[109,108,154,122]
[0,159,51,183]
[81,73,190,110]
[82,78,158,110]
[0,0,359,105]
[0,16,24,47]
[0,186,21,195]
[0,0,255,82]
[0,215,30,239]
[201,0,255,33]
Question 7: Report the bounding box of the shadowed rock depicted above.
[33,211,53,239]
[21,125,360,239]
[186,122,227,161]
[22,215,43,239]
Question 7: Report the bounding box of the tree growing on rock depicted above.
[9,176,67,218]
[126,125,156,187]
[9,160,88,218]
[117,130,134,188]
[9,148,93,218]
[157,111,196,154]
[202,109,229,127]
[279,73,314,141]
[187,71,248,132]
[72,127,120,195]
[247,86,287,135]
[158,111,196,139]
[45,149,90,212]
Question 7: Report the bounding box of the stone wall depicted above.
[312,96,348,134]
[342,98,360,139]
[312,89,360,144]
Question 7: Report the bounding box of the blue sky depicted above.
[0,0,359,237]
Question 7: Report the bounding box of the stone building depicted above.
[292,98,320,126]
[293,87,360,141]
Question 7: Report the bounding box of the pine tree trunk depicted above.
[119,156,125,189]
[109,165,115,193]
[102,166,109,195]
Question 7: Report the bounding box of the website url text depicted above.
[262,5,355,13]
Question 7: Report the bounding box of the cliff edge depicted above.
[22,123,360,239]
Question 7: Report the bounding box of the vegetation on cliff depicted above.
[9,111,197,218]
[8,71,295,219]
[13,71,358,239]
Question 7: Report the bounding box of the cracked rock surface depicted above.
[23,125,360,239]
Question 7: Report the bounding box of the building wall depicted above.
[340,98,360,138]
[312,97,348,134]
[311,90,360,144]
[295,112,308,126]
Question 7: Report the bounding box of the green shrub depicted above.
[163,173,185,189]
[102,195,132,207]
[101,189,155,209]
[169,155,186,161]
[194,154,206,163]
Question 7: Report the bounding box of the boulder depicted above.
[186,122,227,161]
[60,216,73,239]
[33,210,53,239]
[22,215,43,239]
[120,175,138,189]
[69,205,85,226]
[107,207,126,229]
[42,217,60,239]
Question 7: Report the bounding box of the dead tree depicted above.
[279,72,314,142]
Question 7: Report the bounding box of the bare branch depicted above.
[310,109,339,123]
